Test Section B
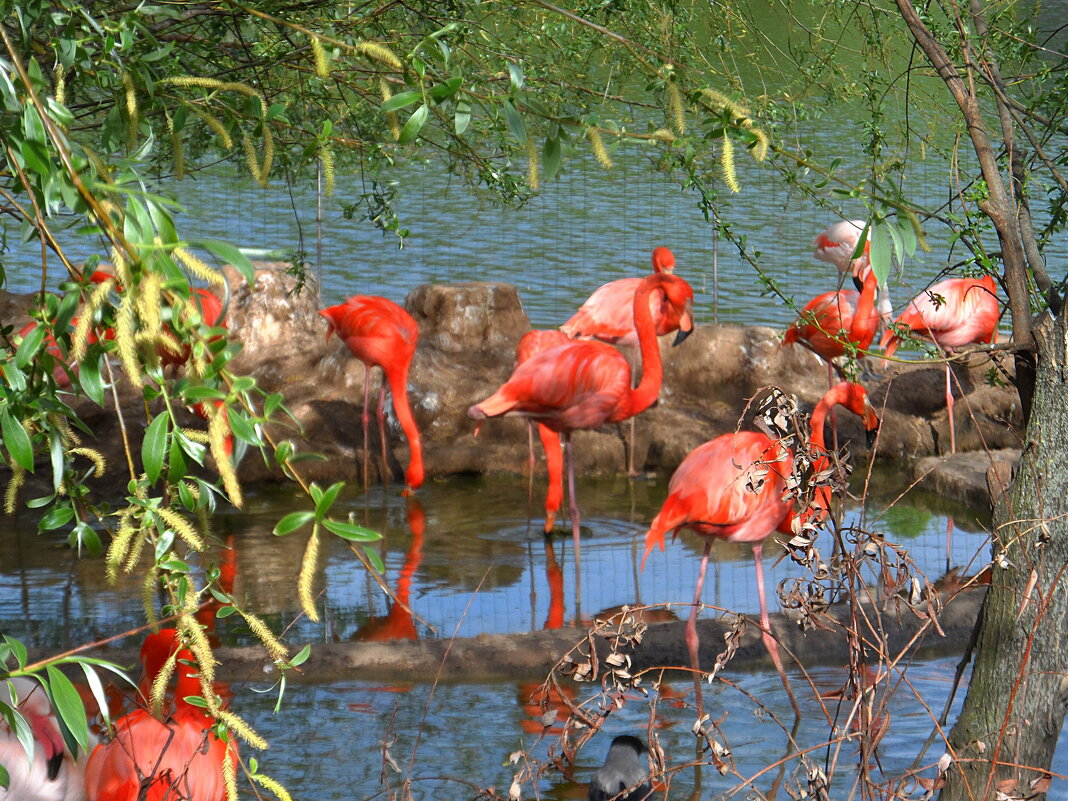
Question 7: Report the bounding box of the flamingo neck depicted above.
[387,365,424,491]
[849,271,880,349]
[627,277,667,417]
[809,387,849,454]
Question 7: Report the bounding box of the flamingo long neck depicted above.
[848,271,880,350]
[809,386,851,455]
[386,364,424,491]
[626,278,668,418]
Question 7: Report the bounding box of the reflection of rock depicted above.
[0,267,1023,499]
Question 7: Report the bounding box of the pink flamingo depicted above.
[560,247,681,475]
[84,629,237,801]
[0,677,90,801]
[879,275,999,453]
[813,220,893,324]
[642,382,879,711]
[470,272,694,619]
[515,329,569,533]
[320,296,423,493]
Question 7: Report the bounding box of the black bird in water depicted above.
[588,735,653,801]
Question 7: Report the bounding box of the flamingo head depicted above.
[651,246,675,274]
[319,306,342,341]
[813,220,870,278]
[837,382,880,447]
[655,275,694,346]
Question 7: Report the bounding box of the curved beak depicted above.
[672,300,694,346]
[864,407,881,448]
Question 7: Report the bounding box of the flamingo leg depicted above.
[564,432,582,624]
[378,380,389,481]
[688,540,713,721]
[627,345,640,477]
[361,368,372,489]
[945,362,956,454]
[946,515,955,575]
[753,543,800,717]
[827,361,839,451]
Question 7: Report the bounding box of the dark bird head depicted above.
[588,735,653,801]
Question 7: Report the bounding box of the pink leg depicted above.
[564,433,582,623]
[688,541,713,720]
[361,370,372,489]
[827,361,839,450]
[378,381,389,478]
[946,516,955,574]
[753,543,800,716]
[527,421,536,473]
[627,346,639,477]
[945,363,956,454]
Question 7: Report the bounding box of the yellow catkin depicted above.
[166,112,185,180]
[260,125,274,186]
[123,71,138,152]
[106,244,133,293]
[182,428,210,444]
[252,773,293,801]
[354,41,402,69]
[722,135,740,193]
[311,36,329,79]
[241,132,263,186]
[142,567,159,627]
[54,63,65,106]
[217,710,268,750]
[223,751,239,801]
[106,510,139,583]
[298,527,321,622]
[50,413,80,447]
[149,650,178,718]
[114,294,142,387]
[72,278,115,361]
[158,507,205,551]
[651,128,677,143]
[666,80,686,135]
[207,405,242,508]
[137,270,163,348]
[240,611,288,662]
[173,248,225,287]
[526,136,540,191]
[4,465,25,514]
[587,127,613,170]
[750,126,770,162]
[179,612,217,689]
[319,140,335,198]
[380,79,401,140]
[192,107,234,150]
[122,529,145,573]
[69,447,106,477]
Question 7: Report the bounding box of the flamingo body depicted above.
[0,678,89,801]
[813,220,871,279]
[879,276,999,357]
[320,296,423,492]
[783,271,880,365]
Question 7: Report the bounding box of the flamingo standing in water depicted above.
[0,677,91,801]
[642,382,879,713]
[470,273,694,620]
[560,247,681,475]
[320,296,423,493]
[880,275,999,453]
[84,630,237,801]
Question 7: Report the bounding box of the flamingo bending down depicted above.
[813,220,893,325]
[642,382,879,710]
[84,630,237,801]
[320,296,424,493]
[879,275,999,453]
[560,247,680,475]
[0,678,91,801]
[515,330,569,532]
[470,273,694,620]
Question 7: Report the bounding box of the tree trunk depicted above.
[941,305,1068,800]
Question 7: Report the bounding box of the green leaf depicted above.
[454,100,471,135]
[290,644,312,667]
[397,104,429,145]
[502,99,526,144]
[0,762,8,790]
[869,221,892,285]
[38,504,74,531]
[543,136,561,182]
[79,351,105,406]
[364,547,385,574]
[3,636,28,668]
[381,90,422,113]
[274,511,314,536]
[314,482,345,518]
[141,413,169,483]
[189,239,255,285]
[898,216,918,258]
[0,407,34,471]
[507,63,525,90]
[15,323,45,368]
[78,664,111,728]
[428,77,463,102]
[45,665,89,754]
[322,518,381,542]
[227,410,260,446]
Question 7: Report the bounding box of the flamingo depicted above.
[320,296,423,494]
[354,498,425,642]
[515,330,569,533]
[879,275,999,453]
[560,247,681,475]
[84,629,237,801]
[587,735,652,801]
[813,220,893,325]
[0,677,90,801]
[470,273,694,620]
[642,382,879,712]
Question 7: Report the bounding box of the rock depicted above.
[912,449,1022,510]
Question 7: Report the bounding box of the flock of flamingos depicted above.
[1,220,1001,800]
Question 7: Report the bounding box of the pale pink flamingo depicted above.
[470,273,695,619]
[879,275,999,453]
[642,382,879,713]
[813,220,893,324]
[560,247,681,475]
[320,296,423,493]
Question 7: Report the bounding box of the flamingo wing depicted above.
[784,289,860,361]
[325,296,417,368]
[882,276,999,355]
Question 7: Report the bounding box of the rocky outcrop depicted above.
[1,263,1024,497]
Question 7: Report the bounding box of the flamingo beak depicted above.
[865,409,881,448]
[673,301,694,346]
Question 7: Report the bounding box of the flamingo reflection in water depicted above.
[353,498,425,642]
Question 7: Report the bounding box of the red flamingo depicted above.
[0,677,90,801]
[320,296,423,494]
[515,330,569,532]
[353,498,425,642]
[470,273,694,620]
[84,630,237,801]
[642,382,879,711]
[879,275,999,453]
[560,247,681,475]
